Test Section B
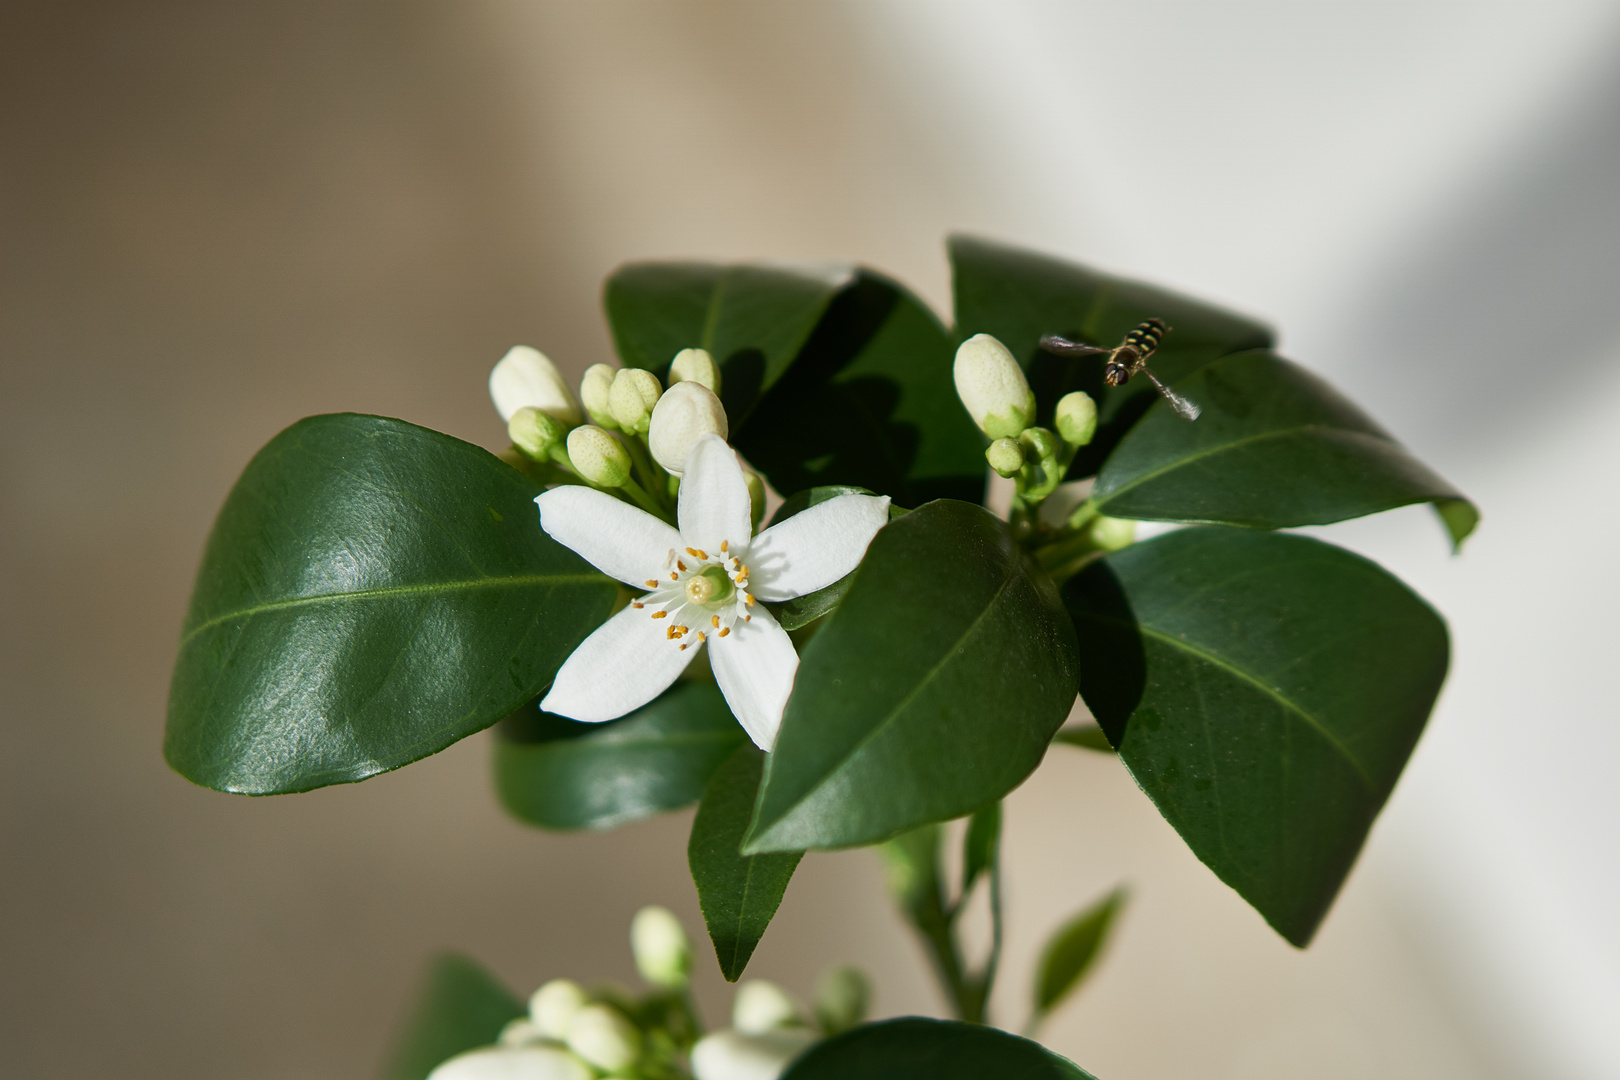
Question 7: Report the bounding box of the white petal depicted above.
[678,434,755,554]
[536,486,680,588]
[428,1045,593,1080]
[541,603,696,722]
[690,1029,817,1080]
[709,604,798,750]
[746,494,890,602]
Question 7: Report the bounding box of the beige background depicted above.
[4,4,1617,1078]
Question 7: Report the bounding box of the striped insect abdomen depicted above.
[1122,318,1166,359]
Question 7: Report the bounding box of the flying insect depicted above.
[1039,318,1201,420]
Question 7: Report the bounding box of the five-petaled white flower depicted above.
[536,434,889,750]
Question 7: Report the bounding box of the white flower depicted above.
[427,1045,592,1080]
[566,1004,641,1072]
[731,979,800,1035]
[536,434,889,750]
[690,1029,817,1080]
[490,346,581,426]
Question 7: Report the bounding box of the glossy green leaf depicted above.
[949,234,1273,474]
[745,500,1080,853]
[165,414,618,795]
[495,681,745,831]
[1032,887,1126,1026]
[781,1017,1097,1080]
[380,953,523,1080]
[736,272,986,505]
[689,744,804,981]
[1051,725,1115,752]
[961,802,1001,900]
[604,260,852,424]
[1063,527,1449,945]
[1092,350,1478,548]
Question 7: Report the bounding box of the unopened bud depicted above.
[812,966,869,1036]
[566,426,631,488]
[530,978,590,1041]
[732,980,800,1035]
[1055,391,1098,446]
[429,1046,592,1080]
[508,407,566,461]
[1089,515,1136,551]
[649,382,729,476]
[566,1004,641,1073]
[744,471,766,534]
[690,1030,817,1080]
[668,347,722,395]
[498,1017,543,1047]
[630,905,692,990]
[490,346,581,425]
[954,334,1035,439]
[580,364,620,429]
[1018,426,1060,462]
[985,438,1024,478]
[609,368,663,435]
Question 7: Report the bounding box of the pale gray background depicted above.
[3,3,1617,1078]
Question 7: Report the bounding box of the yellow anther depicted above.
[680,642,689,651]
[718,627,730,637]
[666,625,678,639]
[651,611,668,619]
[632,602,644,609]
[744,613,752,622]
[744,593,755,606]
[677,560,687,572]
[670,572,679,581]
[710,615,720,628]
[687,547,708,560]
[720,540,729,553]
[695,630,706,643]
[645,579,658,588]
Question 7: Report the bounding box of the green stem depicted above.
[619,477,669,520]
[621,434,670,513]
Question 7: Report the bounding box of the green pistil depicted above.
[684,565,736,607]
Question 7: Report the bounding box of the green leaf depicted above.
[1063,527,1449,945]
[165,414,618,795]
[1032,887,1127,1026]
[961,802,1001,900]
[736,272,986,505]
[949,234,1273,474]
[688,744,804,981]
[379,953,524,1080]
[494,681,746,830]
[604,260,852,424]
[781,1017,1097,1080]
[1052,725,1116,752]
[1092,350,1478,548]
[745,500,1080,853]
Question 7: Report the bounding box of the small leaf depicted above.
[1092,351,1478,548]
[379,953,523,1080]
[781,1017,1097,1080]
[1064,527,1449,945]
[961,802,1001,900]
[495,681,746,831]
[165,414,618,795]
[949,235,1272,474]
[1032,887,1127,1025]
[1051,725,1116,752]
[689,744,803,981]
[745,500,1079,853]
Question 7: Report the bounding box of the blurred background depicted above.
[3,2,1618,1077]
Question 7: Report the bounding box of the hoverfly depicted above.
[1039,318,1201,421]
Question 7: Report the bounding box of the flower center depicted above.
[684,565,735,607]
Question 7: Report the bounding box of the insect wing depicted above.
[1039,334,1112,358]
[1142,367,1201,421]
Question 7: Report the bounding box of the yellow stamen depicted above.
[695,630,706,642]
[652,611,668,619]
[687,547,709,560]
[666,625,679,639]
[710,615,720,628]
[680,642,689,651]
[645,579,658,588]
[718,627,730,637]
[632,602,644,609]
[744,613,752,622]
[670,572,678,581]
[677,560,687,571]
[720,540,729,552]
[744,593,755,606]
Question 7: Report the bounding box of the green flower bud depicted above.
[489,345,581,425]
[580,364,620,430]
[609,367,663,435]
[1018,426,1060,462]
[566,426,631,488]
[668,347,722,395]
[1055,391,1098,446]
[648,381,729,476]
[744,471,766,533]
[985,437,1025,478]
[508,407,566,461]
[1089,515,1136,551]
[630,905,692,990]
[732,979,801,1035]
[812,966,869,1036]
[529,978,590,1041]
[954,333,1035,439]
[565,1004,641,1073]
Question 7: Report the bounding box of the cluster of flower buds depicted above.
[428,907,870,1080]
[490,345,765,528]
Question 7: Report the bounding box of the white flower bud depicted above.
[498,1017,544,1047]
[508,407,566,461]
[1055,391,1098,447]
[580,364,619,429]
[744,471,766,533]
[732,979,800,1035]
[648,382,729,476]
[566,426,631,488]
[565,1004,641,1073]
[609,368,663,435]
[529,978,589,1041]
[630,905,692,990]
[812,966,869,1035]
[1089,515,1136,551]
[954,333,1035,439]
[668,347,723,395]
[985,437,1024,478]
[428,1045,593,1080]
[490,346,581,425]
[690,1029,817,1080]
